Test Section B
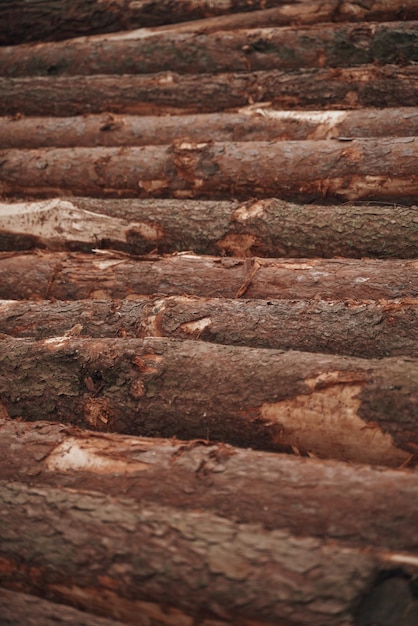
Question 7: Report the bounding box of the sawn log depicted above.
[1,138,418,203]
[0,337,417,465]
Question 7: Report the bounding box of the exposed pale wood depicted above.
[1,197,417,258]
[2,22,417,77]
[0,337,417,465]
[1,108,418,149]
[1,65,417,117]
[1,251,417,302]
[1,296,417,358]
[1,138,418,203]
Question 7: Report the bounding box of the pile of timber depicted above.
[0,1,418,625]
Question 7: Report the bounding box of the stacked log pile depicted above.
[0,1,418,625]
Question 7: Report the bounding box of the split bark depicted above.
[0,588,128,626]
[1,108,418,149]
[1,296,417,359]
[3,479,418,626]
[1,138,418,203]
[1,65,417,117]
[1,251,417,301]
[1,197,418,259]
[1,418,418,552]
[0,336,417,465]
[2,22,417,77]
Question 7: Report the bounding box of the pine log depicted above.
[3,479,418,626]
[0,589,128,626]
[1,108,418,150]
[1,251,417,302]
[2,22,417,77]
[0,336,417,465]
[1,197,417,259]
[2,418,418,550]
[1,66,417,117]
[1,138,418,203]
[1,296,417,358]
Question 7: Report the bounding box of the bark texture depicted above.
[1,108,418,150]
[1,418,418,551]
[0,252,416,301]
[2,21,417,77]
[1,138,418,203]
[1,296,417,358]
[0,589,128,626]
[1,197,418,258]
[4,478,415,626]
[1,65,417,117]
[0,336,417,465]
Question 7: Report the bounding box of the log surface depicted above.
[1,138,418,203]
[1,65,417,117]
[0,252,416,301]
[2,22,417,77]
[0,337,417,465]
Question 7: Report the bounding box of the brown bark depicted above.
[4,479,417,626]
[1,65,417,117]
[1,197,418,259]
[2,22,417,77]
[1,251,417,301]
[1,418,418,551]
[0,336,417,465]
[0,588,128,626]
[1,108,418,149]
[1,296,417,359]
[1,138,418,203]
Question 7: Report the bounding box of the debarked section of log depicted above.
[0,337,417,466]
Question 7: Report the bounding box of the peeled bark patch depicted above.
[0,337,417,465]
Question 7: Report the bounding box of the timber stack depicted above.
[0,1,418,625]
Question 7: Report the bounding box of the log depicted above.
[1,418,418,550]
[3,479,418,626]
[0,336,417,465]
[1,108,418,149]
[1,197,418,259]
[1,296,417,358]
[2,250,418,301]
[1,251,417,301]
[2,1,418,45]
[2,21,417,77]
[1,138,418,203]
[0,588,128,626]
[1,65,417,117]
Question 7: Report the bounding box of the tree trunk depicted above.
[1,108,418,150]
[1,197,418,259]
[1,295,417,359]
[4,478,417,626]
[1,417,418,550]
[3,22,417,77]
[0,336,417,465]
[1,138,418,203]
[0,588,128,626]
[1,251,417,301]
[1,65,417,117]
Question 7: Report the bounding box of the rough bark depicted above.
[1,296,417,359]
[1,65,417,117]
[1,251,417,302]
[1,138,418,203]
[1,417,418,550]
[2,22,417,77]
[2,108,418,150]
[4,479,418,626]
[1,197,418,259]
[0,0,304,45]
[0,336,417,465]
[0,589,128,626]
